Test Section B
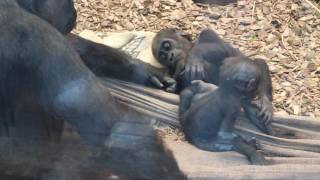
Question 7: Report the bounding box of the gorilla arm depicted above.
[241,58,274,134]
[66,33,176,90]
[183,43,231,87]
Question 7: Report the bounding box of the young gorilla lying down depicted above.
[0,0,185,179]
[179,57,268,165]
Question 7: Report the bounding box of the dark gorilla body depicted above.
[179,58,268,165]
[184,29,274,133]
[153,28,274,134]
[0,1,185,179]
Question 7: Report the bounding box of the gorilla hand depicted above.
[150,75,177,93]
[242,97,274,135]
[252,97,273,126]
[184,60,206,83]
[258,96,273,126]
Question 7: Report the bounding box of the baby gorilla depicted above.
[182,29,274,134]
[153,28,274,135]
[152,28,193,92]
[179,57,268,165]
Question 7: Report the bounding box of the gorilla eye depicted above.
[163,42,171,51]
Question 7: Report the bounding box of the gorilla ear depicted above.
[175,29,193,42]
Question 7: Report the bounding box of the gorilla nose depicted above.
[169,52,175,62]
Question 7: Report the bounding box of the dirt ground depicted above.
[74,0,320,118]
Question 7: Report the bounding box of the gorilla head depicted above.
[16,0,77,34]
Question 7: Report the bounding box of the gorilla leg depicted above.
[186,107,268,165]
[103,121,186,179]
[14,100,64,142]
[179,80,217,115]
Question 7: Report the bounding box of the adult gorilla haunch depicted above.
[0,0,123,144]
[0,2,185,179]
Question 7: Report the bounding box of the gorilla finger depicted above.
[246,138,257,146]
[265,114,273,125]
[195,66,201,79]
[247,138,261,150]
[191,66,197,80]
[191,80,202,86]
[248,100,260,109]
[258,106,268,117]
[200,67,206,80]
[261,114,268,125]
[258,110,265,117]
[163,77,176,84]
[185,65,190,75]
[201,69,206,81]
[198,65,205,79]
[166,84,177,93]
[261,110,270,121]
[151,76,164,88]
[262,112,272,125]
[186,65,192,81]
[186,65,191,72]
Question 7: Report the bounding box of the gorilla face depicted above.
[157,39,187,68]
[152,29,192,70]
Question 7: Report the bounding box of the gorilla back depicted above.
[0,1,120,145]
